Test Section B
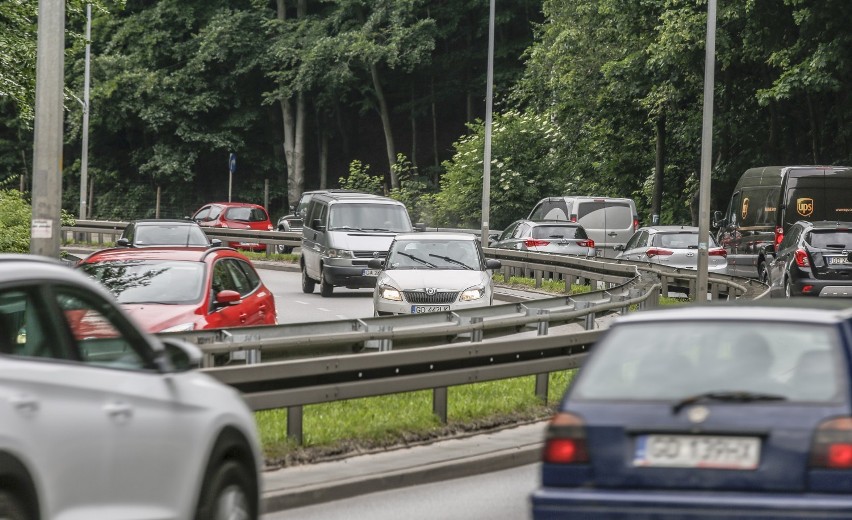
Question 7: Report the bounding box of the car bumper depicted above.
[323,264,379,288]
[531,487,852,519]
[228,241,267,252]
[374,296,490,315]
[788,274,852,297]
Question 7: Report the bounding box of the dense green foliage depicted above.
[0,189,75,253]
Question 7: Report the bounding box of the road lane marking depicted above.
[317,307,330,312]
[294,301,309,305]
[335,314,346,319]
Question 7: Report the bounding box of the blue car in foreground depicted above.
[532,300,852,519]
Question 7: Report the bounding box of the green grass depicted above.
[241,251,299,263]
[492,273,592,295]
[256,370,577,462]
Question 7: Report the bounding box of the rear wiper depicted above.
[548,235,566,239]
[396,251,436,267]
[428,254,473,270]
[672,391,786,414]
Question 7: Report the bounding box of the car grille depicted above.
[403,291,459,304]
[353,251,388,259]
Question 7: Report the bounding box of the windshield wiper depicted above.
[672,391,786,415]
[396,251,436,268]
[428,253,473,270]
[363,227,392,232]
[330,225,369,232]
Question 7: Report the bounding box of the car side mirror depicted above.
[614,244,625,251]
[485,259,502,270]
[209,238,222,248]
[215,289,242,307]
[712,210,725,228]
[367,258,385,269]
[312,218,326,232]
[414,222,427,232]
[158,338,202,372]
[116,238,130,247]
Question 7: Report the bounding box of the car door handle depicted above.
[608,232,618,236]
[103,401,133,419]
[239,313,247,323]
[259,305,267,314]
[10,394,39,412]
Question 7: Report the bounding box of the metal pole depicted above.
[30,0,65,257]
[79,3,91,220]
[480,0,495,247]
[228,170,232,202]
[696,0,717,303]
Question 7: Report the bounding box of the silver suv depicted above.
[0,255,261,519]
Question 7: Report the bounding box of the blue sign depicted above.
[229,153,237,174]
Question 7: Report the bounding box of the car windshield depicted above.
[807,230,852,249]
[135,224,209,246]
[572,321,842,403]
[653,232,718,249]
[531,225,587,239]
[328,204,411,232]
[225,207,268,222]
[387,239,480,270]
[80,260,205,304]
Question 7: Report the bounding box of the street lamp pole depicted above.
[80,3,92,220]
[481,0,495,247]
[696,0,717,302]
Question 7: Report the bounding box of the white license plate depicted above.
[239,242,258,246]
[411,305,450,314]
[362,269,380,276]
[828,256,850,265]
[633,435,760,470]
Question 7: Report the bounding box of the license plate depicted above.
[828,256,850,265]
[411,305,450,314]
[239,242,258,246]
[634,434,760,470]
[362,269,380,276]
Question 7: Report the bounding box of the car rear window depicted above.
[531,225,587,240]
[225,207,268,222]
[136,224,208,246]
[572,321,843,403]
[653,232,719,249]
[807,230,852,249]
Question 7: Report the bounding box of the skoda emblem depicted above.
[426,288,436,295]
[372,251,379,258]
[687,406,709,424]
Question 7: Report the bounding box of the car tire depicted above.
[0,490,29,520]
[195,460,256,520]
[301,265,315,294]
[276,243,293,255]
[320,267,334,297]
[757,260,768,284]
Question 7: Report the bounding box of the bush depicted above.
[0,190,76,253]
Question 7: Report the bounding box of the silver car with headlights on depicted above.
[370,233,502,316]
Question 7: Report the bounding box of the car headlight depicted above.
[460,286,485,301]
[160,322,196,333]
[379,285,403,301]
[327,248,355,258]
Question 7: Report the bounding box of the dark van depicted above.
[713,165,852,281]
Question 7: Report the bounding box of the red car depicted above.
[78,247,277,333]
[191,202,273,251]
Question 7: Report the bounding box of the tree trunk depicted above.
[652,114,665,222]
[276,0,296,206]
[370,62,398,189]
[807,94,820,164]
[410,83,417,169]
[431,75,439,171]
[294,90,306,199]
[320,132,328,189]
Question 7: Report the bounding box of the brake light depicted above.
[646,248,673,258]
[708,248,727,258]
[577,239,595,248]
[794,249,810,267]
[569,215,577,223]
[810,418,852,469]
[543,412,589,464]
[633,218,639,232]
[775,226,784,247]
[524,239,550,247]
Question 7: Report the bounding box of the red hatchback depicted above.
[192,202,273,251]
[78,247,277,333]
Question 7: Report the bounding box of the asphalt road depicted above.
[256,268,376,323]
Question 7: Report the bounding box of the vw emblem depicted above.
[426,288,436,295]
[687,406,709,424]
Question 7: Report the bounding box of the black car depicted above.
[117,219,219,248]
[768,220,852,297]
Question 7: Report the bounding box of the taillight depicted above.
[646,248,673,258]
[810,418,852,469]
[569,215,577,223]
[794,249,810,267]
[774,226,784,247]
[524,239,550,247]
[577,239,595,248]
[633,218,639,232]
[708,248,727,258]
[267,224,273,231]
[543,412,589,464]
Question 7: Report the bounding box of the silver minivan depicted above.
[301,192,416,297]
[528,196,639,258]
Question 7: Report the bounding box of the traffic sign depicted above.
[229,153,237,175]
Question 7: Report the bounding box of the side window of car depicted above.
[235,260,261,291]
[225,260,254,297]
[513,223,528,239]
[317,203,329,227]
[638,231,650,248]
[208,205,223,220]
[121,223,134,242]
[194,206,211,221]
[780,225,802,250]
[727,192,741,227]
[0,289,66,360]
[623,232,641,251]
[498,222,518,241]
[54,288,149,370]
[212,261,238,294]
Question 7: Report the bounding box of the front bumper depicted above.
[531,487,852,519]
[323,264,378,288]
[374,295,489,315]
[228,241,266,252]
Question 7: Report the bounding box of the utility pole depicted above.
[30,0,65,257]
[696,0,717,302]
[481,0,495,247]
[79,3,92,220]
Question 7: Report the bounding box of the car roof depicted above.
[132,219,197,225]
[615,300,852,327]
[526,220,582,226]
[394,232,478,241]
[206,202,266,209]
[316,192,403,204]
[641,225,699,233]
[81,246,243,263]
[797,220,852,229]
[0,254,116,294]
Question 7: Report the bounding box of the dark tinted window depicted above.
[135,224,209,246]
[0,289,64,359]
[531,225,587,239]
[225,207,268,222]
[807,230,852,249]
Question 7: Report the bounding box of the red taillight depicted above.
[577,239,595,248]
[633,218,639,232]
[267,224,273,231]
[803,285,814,294]
[794,249,810,267]
[569,215,577,223]
[524,239,550,247]
[810,418,852,469]
[543,412,589,464]
[709,248,727,258]
[774,226,784,247]
[646,248,673,258]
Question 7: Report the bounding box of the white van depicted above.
[301,192,417,297]
[528,196,639,258]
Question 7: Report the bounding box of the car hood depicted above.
[120,303,201,333]
[379,269,489,291]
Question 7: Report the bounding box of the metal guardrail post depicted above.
[201,352,216,368]
[711,282,720,300]
[564,274,575,294]
[526,308,549,335]
[535,374,549,404]
[246,348,261,364]
[573,301,596,330]
[534,269,543,289]
[642,285,661,309]
[689,278,697,301]
[287,406,304,445]
[661,275,669,297]
[470,316,484,343]
[433,387,448,423]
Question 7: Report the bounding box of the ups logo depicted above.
[797,198,814,217]
[741,197,750,220]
